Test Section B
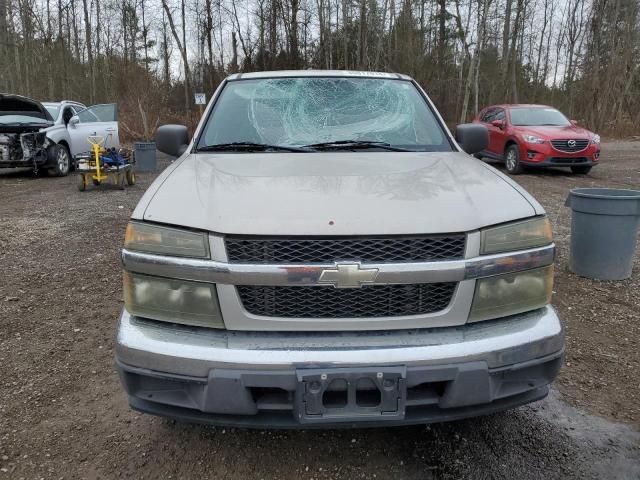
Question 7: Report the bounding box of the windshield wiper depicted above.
[302,140,410,152]
[196,142,312,153]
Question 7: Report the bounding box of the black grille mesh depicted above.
[237,283,457,318]
[550,139,589,153]
[549,157,589,164]
[225,235,466,264]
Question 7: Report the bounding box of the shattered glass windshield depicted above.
[198,77,451,152]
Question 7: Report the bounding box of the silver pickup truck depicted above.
[116,70,563,427]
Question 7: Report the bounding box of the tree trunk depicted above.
[141,0,150,72]
[462,0,490,123]
[342,0,348,68]
[162,0,192,114]
[81,0,95,104]
[270,0,277,67]
[0,0,7,91]
[506,0,524,102]
[181,0,189,110]
[231,31,239,72]
[290,0,299,67]
[358,0,367,69]
[205,0,215,88]
[162,8,171,89]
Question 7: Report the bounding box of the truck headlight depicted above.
[124,222,209,258]
[480,217,552,255]
[469,266,553,322]
[123,272,225,328]
[592,134,601,145]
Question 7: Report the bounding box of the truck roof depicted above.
[226,70,413,81]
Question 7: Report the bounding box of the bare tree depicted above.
[0,0,637,140]
[162,0,192,113]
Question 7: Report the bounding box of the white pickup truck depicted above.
[116,70,563,427]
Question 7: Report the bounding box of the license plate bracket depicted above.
[295,366,406,424]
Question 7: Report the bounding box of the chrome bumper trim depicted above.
[115,306,564,376]
[121,244,554,286]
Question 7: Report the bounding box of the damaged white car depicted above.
[0,93,120,176]
[0,94,63,175]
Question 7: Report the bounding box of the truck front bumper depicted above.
[115,306,564,428]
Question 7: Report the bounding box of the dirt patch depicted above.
[0,145,639,479]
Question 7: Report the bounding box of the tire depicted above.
[126,169,136,186]
[113,173,125,190]
[48,144,71,177]
[78,174,88,191]
[504,144,523,174]
[571,165,592,175]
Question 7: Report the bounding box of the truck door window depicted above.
[76,104,117,123]
[481,109,496,123]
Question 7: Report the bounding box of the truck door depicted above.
[490,108,507,154]
[67,104,120,155]
[482,108,506,156]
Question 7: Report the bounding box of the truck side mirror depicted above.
[156,124,190,157]
[455,123,489,155]
[570,119,578,126]
[491,119,505,129]
[69,115,79,127]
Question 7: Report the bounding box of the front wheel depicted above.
[504,144,523,174]
[48,144,71,177]
[126,169,136,185]
[571,165,592,175]
[78,174,88,191]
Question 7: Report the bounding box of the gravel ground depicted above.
[0,143,639,479]
[507,143,640,425]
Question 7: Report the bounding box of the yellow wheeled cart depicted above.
[76,136,136,191]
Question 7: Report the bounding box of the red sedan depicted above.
[473,104,600,174]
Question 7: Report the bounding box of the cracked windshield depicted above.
[198,77,451,151]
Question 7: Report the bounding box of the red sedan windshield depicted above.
[509,108,570,127]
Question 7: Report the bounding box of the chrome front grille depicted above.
[550,139,589,153]
[225,234,466,264]
[237,283,457,318]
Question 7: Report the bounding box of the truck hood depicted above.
[141,152,540,235]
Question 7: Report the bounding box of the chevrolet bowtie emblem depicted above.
[319,263,379,288]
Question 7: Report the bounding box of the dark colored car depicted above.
[473,104,600,174]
